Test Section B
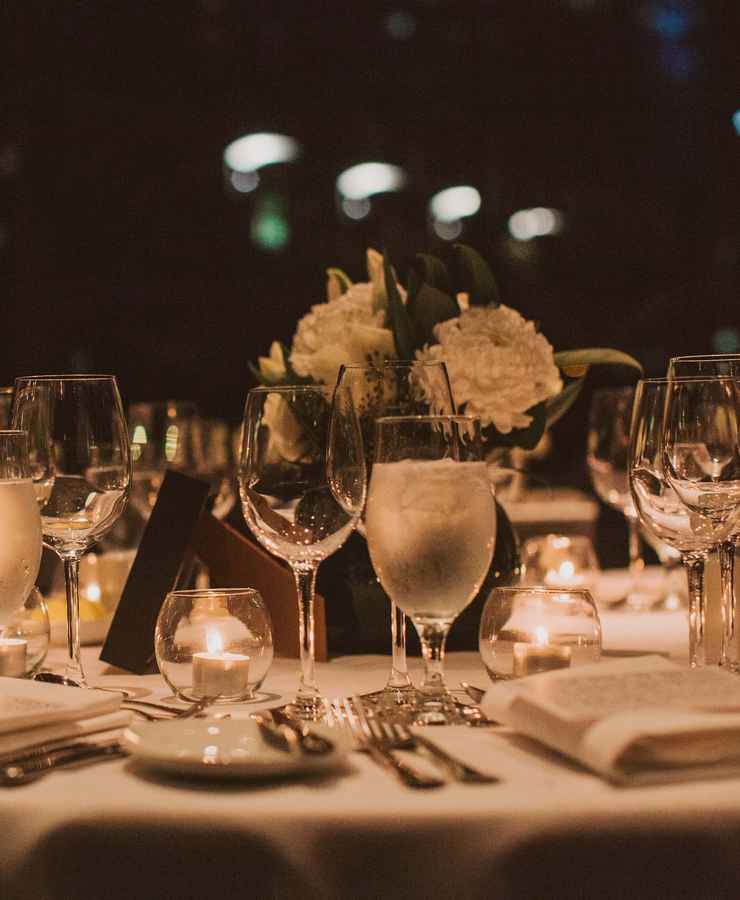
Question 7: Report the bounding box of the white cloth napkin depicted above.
[0,677,131,760]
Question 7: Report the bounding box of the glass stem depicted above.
[417,621,450,697]
[720,541,736,669]
[61,551,86,686]
[683,552,707,669]
[292,563,321,712]
[625,514,645,608]
[386,601,412,690]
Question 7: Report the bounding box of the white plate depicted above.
[122,718,353,780]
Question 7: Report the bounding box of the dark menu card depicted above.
[100,470,211,674]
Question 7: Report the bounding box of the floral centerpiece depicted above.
[253,245,640,453]
[251,245,641,653]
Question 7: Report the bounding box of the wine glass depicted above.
[238,384,365,720]
[12,375,131,685]
[662,375,740,666]
[587,386,653,609]
[0,387,13,428]
[0,431,43,632]
[334,361,455,705]
[629,378,734,667]
[668,355,740,669]
[365,416,496,725]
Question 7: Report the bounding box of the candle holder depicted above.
[479,586,601,681]
[1,587,50,677]
[521,534,600,591]
[155,588,273,702]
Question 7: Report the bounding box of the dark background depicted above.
[4,1,739,534]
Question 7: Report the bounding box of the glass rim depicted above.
[14,374,119,383]
[165,587,262,598]
[638,376,740,385]
[338,360,448,370]
[669,353,740,361]
[247,384,331,394]
[0,429,26,437]
[374,414,479,425]
[490,585,595,598]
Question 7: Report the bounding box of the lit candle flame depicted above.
[534,625,549,646]
[206,628,224,655]
[558,560,575,579]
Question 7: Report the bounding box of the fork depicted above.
[332,697,445,790]
[380,720,499,785]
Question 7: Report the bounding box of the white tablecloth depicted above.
[4,604,740,900]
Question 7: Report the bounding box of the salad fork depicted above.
[380,721,499,784]
[331,697,445,789]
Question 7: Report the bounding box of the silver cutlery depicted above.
[337,697,445,789]
[121,696,217,719]
[459,682,485,704]
[1,740,126,786]
[270,706,335,755]
[250,713,300,754]
[380,720,498,784]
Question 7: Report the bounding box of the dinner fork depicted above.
[331,697,445,789]
[379,720,499,784]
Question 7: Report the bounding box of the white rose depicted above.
[290,282,396,385]
[418,304,562,434]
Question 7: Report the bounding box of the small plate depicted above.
[122,718,352,780]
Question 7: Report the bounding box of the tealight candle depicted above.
[512,627,571,677]
[0,638,27,677]
[192,650,250,698]
[543,560,588,590]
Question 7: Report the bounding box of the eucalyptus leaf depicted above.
[545,377,585,427]
[409,282,460,347]
[453,244,501,306]
[413,253,453,296]
[554,348,643,376]
[383,250,417,358]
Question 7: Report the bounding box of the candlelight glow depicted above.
[86,581,102,603]
[558,560,576,579]
[206,628,224,655]
[534,625,549,646]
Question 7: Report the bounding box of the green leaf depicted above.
[326,267,352,300]
[482,402,546,451]
[554,348,643,376]
[453,244,501,306]
[413,253,452,296]
[545,377,585,427]
[409,282,460,346]
[384,250,417,359]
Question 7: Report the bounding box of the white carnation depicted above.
[290,282,396,385]
[419,305,562,434]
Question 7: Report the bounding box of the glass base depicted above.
[285,695,327,722]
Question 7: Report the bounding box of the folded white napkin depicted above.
[482,656,740,785]
[0,677,131,759]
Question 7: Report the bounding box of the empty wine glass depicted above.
[334,361,455,706]
[587,386,653,609]
[629,378,733,667]
[0,431,43,632]
[365,416,496,725]
[668,355,740,669]
[238,385,365,720]
[663,375,740,665]
[12,375,131,685]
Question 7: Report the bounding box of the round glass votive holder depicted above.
[479,586,601,682]
[1,587,50,677]
[521,533,600,592]
[155,588,273,703]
